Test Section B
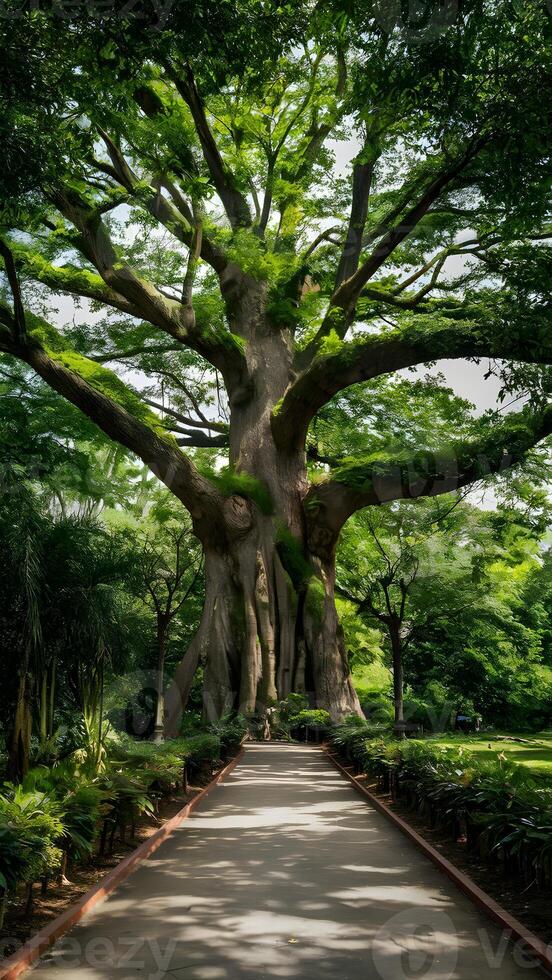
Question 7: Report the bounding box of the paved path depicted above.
[30,744,541,980]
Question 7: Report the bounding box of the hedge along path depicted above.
[0,750,244,980]
[4,744,548,980]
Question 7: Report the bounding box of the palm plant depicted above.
[0,468,47,782]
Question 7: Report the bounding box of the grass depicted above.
[421,731,552,775]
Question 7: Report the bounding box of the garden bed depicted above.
[0,781,196,961]
[351,769,552,948]
[329,721,552,949]
[0,722,247,967]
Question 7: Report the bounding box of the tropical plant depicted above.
[330,732,552,889]
[1,0,550,722]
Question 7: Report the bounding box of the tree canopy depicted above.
[1,0,551,720]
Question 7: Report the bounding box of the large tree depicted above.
[1,1,551,723]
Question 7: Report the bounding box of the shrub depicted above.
[330,731,552,889]
[209,714,248,756]
[21,764,105,863]
[360,693,394,724]
[107,735,183,793]
[0,787,64,909]
[291,709,331,728]
[281,693,309,717]
[183,734,222,769]
[290,709,331,741]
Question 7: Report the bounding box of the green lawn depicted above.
[423,732,552,775]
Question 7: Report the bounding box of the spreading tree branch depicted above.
[19,189,247,388]
[143,398,228,434]
[304,405,552,557]
[0,305,235,536]
[167,63,252,229]
[273,319,552,452]
[299,138,487,365]
[336,140,486,309]
[334,140,377,289]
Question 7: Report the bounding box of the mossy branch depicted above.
[304,405,552,553]
[44,187,246,383]
[274,319,552,453]
[12,245,139,318]
[1,307,225,522]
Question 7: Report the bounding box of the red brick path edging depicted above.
[0,748,244,980]
[324,747,552,976]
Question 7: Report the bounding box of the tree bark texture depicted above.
[163,281,361,729]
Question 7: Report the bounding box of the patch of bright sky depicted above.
[329,134,511,417]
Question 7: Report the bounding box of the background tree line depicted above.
[1,362,551,783]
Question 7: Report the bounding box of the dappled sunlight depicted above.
[31,746,540,980]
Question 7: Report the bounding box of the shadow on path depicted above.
[29,745,542,980]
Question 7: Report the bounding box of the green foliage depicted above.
[107,735,184,793]
[26,314,176,444]
[0,786,64,892]
[330,729,552,889]
[0,0,551,873]
[0,720,235,920]
[200,465,273,515]
[307,375,476,477]
[304,577,326,626]
[177,733,222,770]
[278,693,306,720]
[289,709,331,731]
[207,714,248,755]
[338,480,552,731]
[22,764,105,859]
[275,525,313,591]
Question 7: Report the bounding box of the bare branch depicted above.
[40,187,246,386]
[285,49,347,185]
[299,139,488,366]
[302,226,342,260]
[143,397,228,434]
[19,340,224,523]
[334,139,377,289]
[333,140,486,311]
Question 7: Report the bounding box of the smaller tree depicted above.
[337,495,503,732]
[139,506,203,742]
[338,464,552,733]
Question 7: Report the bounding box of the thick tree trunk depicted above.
[166,514,361,728]
[201,545,358,722]
[165,283,361,729]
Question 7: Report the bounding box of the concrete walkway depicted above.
[30,744,542,980]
